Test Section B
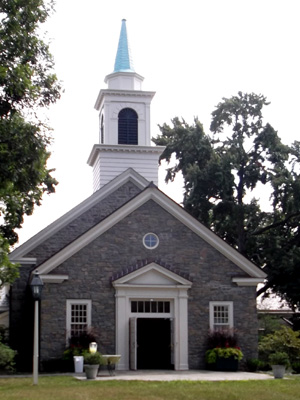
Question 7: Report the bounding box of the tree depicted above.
[153,92,300,309]
[0,0,61,287]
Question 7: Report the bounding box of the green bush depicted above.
[206,347,243,364]
[269,351,290,367]
[258,360,270,371]
[245,358,260,372]
[292,361,300,374]
[83,351,103,365]
[205,330,243,365]
[0,341,17,372]
[259,326,300,364]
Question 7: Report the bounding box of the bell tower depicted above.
[88,19,164,191]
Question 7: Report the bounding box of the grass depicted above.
[0,376,300,400]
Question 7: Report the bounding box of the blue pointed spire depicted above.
[114,19,135,73]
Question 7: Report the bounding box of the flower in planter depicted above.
[205,329,243,369]
[63,328,99,361]
[206,346,244,364]
[206,329,239,349]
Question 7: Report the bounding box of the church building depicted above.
[9,20,266,371]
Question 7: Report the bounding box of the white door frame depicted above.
[112,263,192,370]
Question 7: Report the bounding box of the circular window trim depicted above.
[143,233,159,249]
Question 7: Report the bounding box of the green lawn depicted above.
[0,376,299,400]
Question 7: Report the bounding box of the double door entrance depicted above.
[137,318,173,369]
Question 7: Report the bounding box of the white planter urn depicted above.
[271,365,286,379]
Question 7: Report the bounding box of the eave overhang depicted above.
[232,277,265,286]
[40,274,69,284]
[10,168,149,261]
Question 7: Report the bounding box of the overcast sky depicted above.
[16,0,300,246]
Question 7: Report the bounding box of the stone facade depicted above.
[26,180,142,265]
[10,185,260,370]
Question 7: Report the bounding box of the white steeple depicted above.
[88,20,164,191]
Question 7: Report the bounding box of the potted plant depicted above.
[63,328,98,373]
[259,327,300,377]
[269,351,290,379]
[206,346,243,371]
[84,351,103,379]
[205,330,243,371]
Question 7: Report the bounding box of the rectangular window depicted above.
[209,301,233,331]
[131,300,170,314]
[66,300,91,339]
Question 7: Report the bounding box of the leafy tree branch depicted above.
[154,92,300,308]
[0,0,61,287]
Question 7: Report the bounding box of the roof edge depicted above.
[10,168,149,260]
[33,186,266,279]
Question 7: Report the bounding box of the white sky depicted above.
[16,0,300,247]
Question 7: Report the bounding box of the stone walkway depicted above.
[0,370,275,381]
[76,369,273,381]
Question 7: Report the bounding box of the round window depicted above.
[143,233,159,249]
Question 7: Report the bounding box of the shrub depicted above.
[292,361,300,374]
[0,341,17,372]
[259,326,300,364]
[206,347,243,364]
[205,330,243,365]
[257,360,270,371]
[245,358,260,372]
[269,352,290,367]
[84,352,103,365]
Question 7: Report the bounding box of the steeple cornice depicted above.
[88,144,165,167]
[105,71,144,84]
[94,88,155,111]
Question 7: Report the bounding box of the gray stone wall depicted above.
[25,180,142,265]
[38,199,258,369]
[10,180,141,370]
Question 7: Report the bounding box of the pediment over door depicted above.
[112,262,191,370]
[112,263,192,289]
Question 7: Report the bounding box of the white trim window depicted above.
[209,301,233,331]
[66,300,91,339]
[143,233,159,249]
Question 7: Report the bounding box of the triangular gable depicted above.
[10,168,149,260]
[25,184,266,280]
[112,263,192,288]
